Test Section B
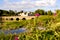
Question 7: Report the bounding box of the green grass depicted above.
[0,15,60,40]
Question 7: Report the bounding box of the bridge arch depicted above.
[16,18,19,21]
[22,18,26,20]
[10,18,14,20]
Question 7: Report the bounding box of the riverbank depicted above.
[0,15,60,40]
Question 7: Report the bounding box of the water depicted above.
[0,27,46,34]
[0,28,26,34]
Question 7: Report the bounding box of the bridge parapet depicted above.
[1,16,36,22]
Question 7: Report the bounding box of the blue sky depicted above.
[0,0,60,12]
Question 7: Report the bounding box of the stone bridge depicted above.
[1,16,36,22]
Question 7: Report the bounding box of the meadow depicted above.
[0,15,60,40]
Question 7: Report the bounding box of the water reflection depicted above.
[0,28,26,34]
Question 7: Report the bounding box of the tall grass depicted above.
[0,15,60,40]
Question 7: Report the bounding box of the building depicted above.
[18,12,29,16]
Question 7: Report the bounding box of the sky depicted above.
[0,0,60,12]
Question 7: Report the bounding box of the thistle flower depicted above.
[35,13,40,17]
[14,35,19,40]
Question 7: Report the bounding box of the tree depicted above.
[47,10,53,15]
[44,11,47,15]
[0,10,3,16]
[56,9,60,17]
[56,10,60,14]
[35,9,45,15]
[8,10,15,16]
[0,9,16,16]
[0,9,9,16]
[16,10,24,16]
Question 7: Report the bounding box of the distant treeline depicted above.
[0,9,60,16]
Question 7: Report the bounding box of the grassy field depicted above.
[0,15,60,40]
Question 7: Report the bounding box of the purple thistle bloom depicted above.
[35,13,40,16]
[14,36,19,40]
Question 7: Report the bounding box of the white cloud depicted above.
[1,0,56,11]
[34,0,56,6]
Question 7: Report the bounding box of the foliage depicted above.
[0,10,60,40]
[47,10,53,15]
[35,9,45,15]
[0,9,54,16]
[0,9,16,16]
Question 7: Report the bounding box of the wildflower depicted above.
[14,35,19,40]
[54,13,57,16]
[35,13,40,17]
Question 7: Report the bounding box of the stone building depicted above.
[18,12,28,16]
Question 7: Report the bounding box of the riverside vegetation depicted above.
[0,9,60,40]
[0,15,60,40]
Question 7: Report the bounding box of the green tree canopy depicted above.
[8,10,16,16]
[0,9,9,16]
[35,9,45,15]
[56,10,60,17]
[47,10,53,15]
